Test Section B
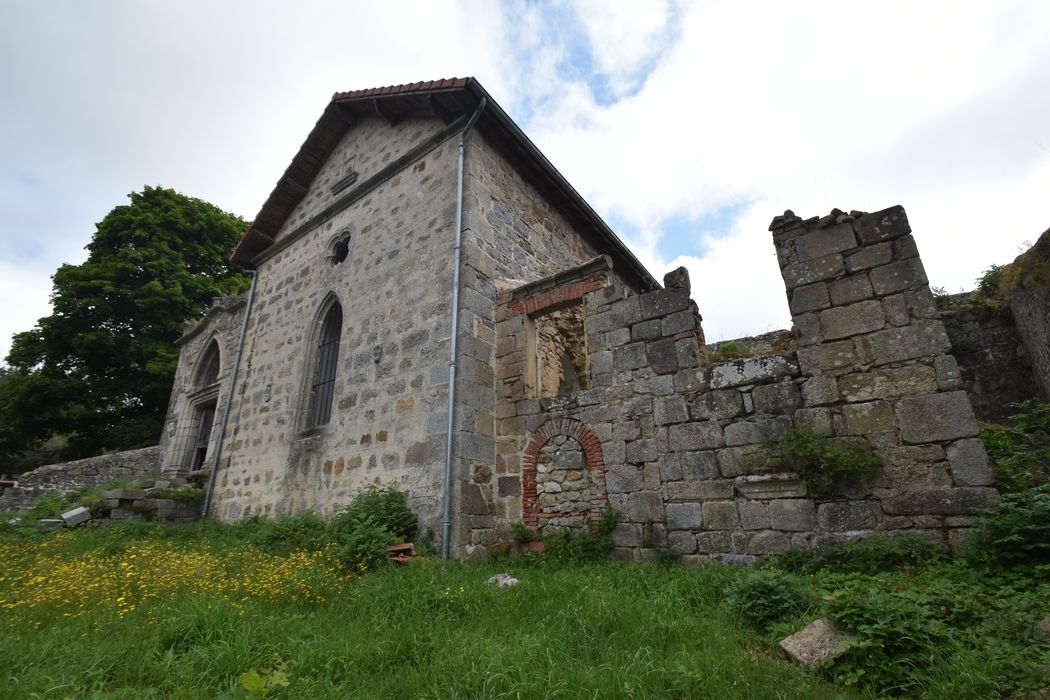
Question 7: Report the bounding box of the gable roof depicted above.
[231,77,659,292]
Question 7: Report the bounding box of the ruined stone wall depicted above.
[209,116,462,529]
[480,205,995,562]
[939,293,1035,421]
[1005,226,1050,402]
[0,446,160,513]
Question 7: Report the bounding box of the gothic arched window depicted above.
[308,302,342,427]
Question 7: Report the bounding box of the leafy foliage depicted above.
[980,400,1050,493]
[775,427,882,493]
[510,521,537,543]
[723,569,811,627]
[705,340,751,362]
[968,484,1050,563]
[329,484,418,572]
[541,506,620,563]
[770,533,946,575]
[0,187,249,463]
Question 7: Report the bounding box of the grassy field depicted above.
[1,520,1047,699]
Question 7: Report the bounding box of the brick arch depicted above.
[521,418,608,529]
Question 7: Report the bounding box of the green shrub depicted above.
[336,518,394,573]
[27,492,66,519]
[980,400,1050,493]
[510,521,537,543]
[543,528,612,563]
[331,484,417,542]
[723,569,811,627]
[968,484,1050,563]
[246,511,330,554]
[776,427,881,493]
[706,341,750,362]
[770,533,945,575]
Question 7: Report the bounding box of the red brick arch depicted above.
[521,418,608,529]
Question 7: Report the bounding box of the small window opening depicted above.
[198,340,221,387]
[189,401,217,471]
[308,303,342,427]
[332,237,350,265]
[331,168,359,195]
[528,302,589,398]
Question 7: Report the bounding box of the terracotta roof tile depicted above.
[332,77,467,103]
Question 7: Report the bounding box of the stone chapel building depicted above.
[158,77,996,561]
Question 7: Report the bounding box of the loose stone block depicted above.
[668,421,725,451]
[37,519,64,531]
[840,400,896,435]
[828,275,874,306]
[780,618,856,668]
[709,355,798,390]
[817,501,880,531]
[790,282,831,314]
[946,438,994,486]
[896,390,979,443]
[869,258,928,296]
[702,501,740,530]
[782,253,845,290]
[819,300,885,340]
[769,499,816,531]
[666,502,704,529]
[61,506,91,527]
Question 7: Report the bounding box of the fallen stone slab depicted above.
[61,506,91,527]
[780,618,856,668]
[37,519,64,532]
[487,572,520,589]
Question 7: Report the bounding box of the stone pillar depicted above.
[770,206,996,545]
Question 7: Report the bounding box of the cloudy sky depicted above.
[2,0,1048,360]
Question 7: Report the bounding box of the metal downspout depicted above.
[441,97,487,559]
[202,269,258,518]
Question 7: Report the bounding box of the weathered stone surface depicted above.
[497,476,521,497]
[716,553,757,567]
[666,479,734,501]
[667,530,698,553]
[769,499,816,531]
[61,506,91,527]
[668,421,725,451]
[648,337,679,375]
[779,618,856,668]
[933,354,963,391]
[691,390,743,420]
[837,365,938,402]
[724,416,793,447]
[869,258,928,296]
[854,206,910,244]
[790,283,831,314]
[828,275,874,306]
[752,381,802,414]
[881,487,997,515]
[839,400,896,435]
[845,242,892,272]
[654,395,689,426]
[782,254,845,290]
[666,502,703,529]
[797,340,858,373]
[793,312,822,346]
[801,376,838,405]
[636,288,691,322]
[662,310,695,336]
[748,530,790,555]
[703,501,740,529]
[614,343,648,370]
[795,223,857,262]
[819,300,885,341]
[817,501,880,531]
[709,355,798,389]
[854,322,951,366]
[37,519,64,531]
[460,483,489,515]
[717,445,780,477]
[734,474,807,500]
[896,391,979,443]
[946,438,994,486]
[738,500,770,529]
[627,491,664,521]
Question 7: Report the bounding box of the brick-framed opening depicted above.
[521,418,607,531]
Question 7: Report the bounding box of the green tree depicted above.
[0,186,249,464]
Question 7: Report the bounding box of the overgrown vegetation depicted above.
[980,399,1050,493]
[540,505,619,563]
[775,426,882,493]
[705,340,752,362]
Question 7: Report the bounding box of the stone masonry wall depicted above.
[479,205,996,562]
[0,446,160,513]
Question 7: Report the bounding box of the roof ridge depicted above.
[332,77,469,102]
